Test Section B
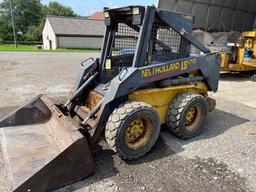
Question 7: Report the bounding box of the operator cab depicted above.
[100,6,192,83]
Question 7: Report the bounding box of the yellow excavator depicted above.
[220,30,256,81]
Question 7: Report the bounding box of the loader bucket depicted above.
[0,95,96,192]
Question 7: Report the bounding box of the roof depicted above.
[88,12,104,20]
[157,0,256,32]
[46,16,105,36]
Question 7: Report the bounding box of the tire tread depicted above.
[105,101,158,160]
[166,93,206,139]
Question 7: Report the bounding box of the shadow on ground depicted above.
[159,108,249,154]
[200,108,249,139]
[220,72,255,82]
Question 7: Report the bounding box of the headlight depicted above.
[133,7,140,15]
[104,11,109,18]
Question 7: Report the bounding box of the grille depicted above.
[111,23,139,66]
[148,22,191,64]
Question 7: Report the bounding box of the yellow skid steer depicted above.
[0,6,220,192]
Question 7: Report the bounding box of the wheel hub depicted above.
[186,107,196,125]
[125,119,144,143]
[124,115,154,150]
[185,104,204,132]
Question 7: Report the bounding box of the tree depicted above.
[43,1,75,17]
[0,0,77,42]
[0,22,13,41]
[0,0,43,41]
[24,24,43,41]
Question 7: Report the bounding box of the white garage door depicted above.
[58,36,103,49]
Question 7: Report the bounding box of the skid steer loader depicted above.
[0,5,220,192]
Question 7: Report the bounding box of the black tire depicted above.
[251,75,256,82]
[167,93,208,139]
[105,101,160,160]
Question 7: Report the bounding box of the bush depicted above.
[24,25,42,41]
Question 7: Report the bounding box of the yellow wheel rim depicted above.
[125,117,153,150]
[185,105,203,131]
[186,107,196,125]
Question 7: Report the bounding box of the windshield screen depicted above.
[110,23,140,66]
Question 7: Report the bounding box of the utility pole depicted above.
[9,0,17,47]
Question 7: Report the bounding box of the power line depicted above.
[9,0,17,47]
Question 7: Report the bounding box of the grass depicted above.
[0,44,100,52]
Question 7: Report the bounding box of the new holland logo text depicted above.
[141,58,196,78]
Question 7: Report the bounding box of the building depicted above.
[156,0,256,32]
[88,12,104,20]
[42,16,105,50]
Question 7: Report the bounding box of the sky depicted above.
[42,0,156,16]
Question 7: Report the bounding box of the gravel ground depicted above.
[0,51,99,107]
[0,52,255,192]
